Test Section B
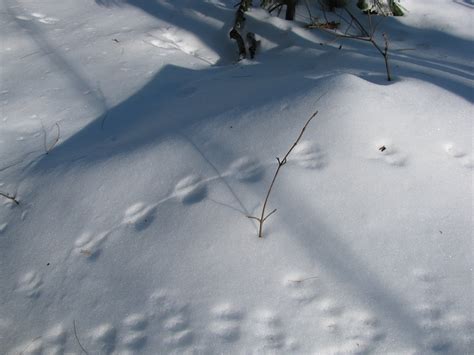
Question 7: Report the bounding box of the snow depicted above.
[1,0,472,354]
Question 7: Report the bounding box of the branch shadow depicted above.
[27,0,473,177]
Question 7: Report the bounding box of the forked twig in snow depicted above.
[0,191,20,205]
[248,110,319,238]
[73,320,89,355]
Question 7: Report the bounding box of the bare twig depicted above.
[303,0,315,22]
[248,110,319,238]
[308,6,393,81]
[382,33,392,81]
[0,191,19,205]
[73,320,89,355]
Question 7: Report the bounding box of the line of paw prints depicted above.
[372,140,473,169]
[87,313,150,354]
[8,314,151,355]
[64,147,327,261]
[10,282,389,354]
[67,156,264,261]
[147,289,300,352]
[412,268,473,353]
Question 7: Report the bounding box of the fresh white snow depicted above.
[0,0,472,354]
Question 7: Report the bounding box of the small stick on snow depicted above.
[288,276,319,283]
[0,191,19,205]
[73,320,89,355]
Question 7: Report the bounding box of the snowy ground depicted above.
[0,0,472,354]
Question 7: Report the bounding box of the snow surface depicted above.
[0,0,472,354]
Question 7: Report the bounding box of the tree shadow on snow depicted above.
[24,0,472,174]
[10,1,469,346]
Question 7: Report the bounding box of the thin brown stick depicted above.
[73,320,89,355]
[248,110,319,238]
[0,191,19,205]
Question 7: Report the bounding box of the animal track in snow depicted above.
[162,312,194,348]
[123,313,148,330]
[340,310,383,342]
[291,140,326,169]
[444,143,473,169]
[444,143,466,158]
[252,310,287,350]
[174,175,207,204]
[320,309,384,354]
[16,13,59,24]
[121,313,149,350]
[317,298,344,317]
[411,268,473,353]
[74,231,110,259]
[374,141,407,167]
[282,273,321,304]
[15,15,31,21]
[43,324,67,355]
[17,270,42,298]
[31,13,59,24]
[149,289,186,317]
[148,289,194,348]
[227,157,263,182]
[9,337,43,355]
[209,303,243,341]
[122,202,157,230]
[88,323,117,354]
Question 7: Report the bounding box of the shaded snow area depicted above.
[0,0,472,354]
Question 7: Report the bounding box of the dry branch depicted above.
[307,7,393,81]
[73,320,89,355]
[0,191,19,205]
[248,110,319,238]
